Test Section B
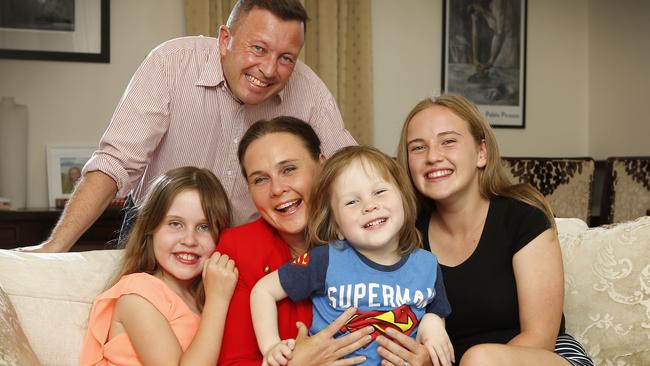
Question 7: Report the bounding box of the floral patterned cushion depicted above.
[0,284,40,366]
[603,157,650,224]
[502,157,595,222]
[559,216,650,365]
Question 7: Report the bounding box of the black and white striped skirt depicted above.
[555,334,594,366]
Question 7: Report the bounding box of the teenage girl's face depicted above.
[152,189,216,287]
[243,132,323,240]
[330,160,404,263]
[406,105,486,204]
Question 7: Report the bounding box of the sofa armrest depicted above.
[0,283,40,366]
[0,249,123,366]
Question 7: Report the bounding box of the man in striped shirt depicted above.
[27,0,356,252]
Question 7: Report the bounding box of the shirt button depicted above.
[227,170,233,176]
[233,138,239,144]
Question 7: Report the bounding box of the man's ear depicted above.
[477,139,487,168]
[218,25,231,56]
[318,153,326,165]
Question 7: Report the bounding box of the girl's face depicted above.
[243,132,323,239]
[152,189,216,288]
[330,160,404,262]
[406,105,486,204]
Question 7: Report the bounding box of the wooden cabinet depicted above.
[0,208,124,251]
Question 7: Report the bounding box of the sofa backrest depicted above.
[501,157,596,223]
[601,156,650,224]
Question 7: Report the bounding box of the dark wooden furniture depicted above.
[0,208,124,251]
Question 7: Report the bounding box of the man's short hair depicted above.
[227,0,309,31]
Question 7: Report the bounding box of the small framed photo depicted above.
[442,0,527,128]
[0,0,110,63]
[46,146,96,208]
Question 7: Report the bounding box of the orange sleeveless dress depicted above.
[79,273,200,365]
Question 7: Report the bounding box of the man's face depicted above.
[219,7,304,105]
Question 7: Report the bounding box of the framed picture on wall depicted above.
[46,146,95,208]
[0,0,110,63]
[442,0,527,128]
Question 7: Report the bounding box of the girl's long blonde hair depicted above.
[307,145,422,256]
[396,93,555,228]
[111,166,232,311]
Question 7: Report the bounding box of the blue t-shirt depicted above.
[279,241,451,365]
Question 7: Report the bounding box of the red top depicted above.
[216,219,313,365]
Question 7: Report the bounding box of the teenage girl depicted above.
[389,93,594,366]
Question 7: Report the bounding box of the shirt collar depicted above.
[195,43,225,88]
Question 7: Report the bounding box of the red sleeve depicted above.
[217,229,263,366]
[215,221,312,365]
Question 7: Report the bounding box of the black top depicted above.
[416,196,565,361]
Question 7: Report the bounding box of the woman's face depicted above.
[242,132,322,237]
[406,105,486,204]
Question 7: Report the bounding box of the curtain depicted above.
[184,0,236,37]
[184,0,373,145]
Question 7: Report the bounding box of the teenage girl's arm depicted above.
[250,270,294,366]
[113,252,238,365]
[510,228,564,350]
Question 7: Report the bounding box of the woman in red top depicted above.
[217,116,373,365]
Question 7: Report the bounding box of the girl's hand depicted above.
[377,328,433,366]
[264,339,296,366]
[416,315,454,366]
[202,251,238,302]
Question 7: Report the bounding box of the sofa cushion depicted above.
[559,216,650,365]
[0,283,40,366]
[0,249,123,366]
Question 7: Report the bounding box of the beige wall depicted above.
[1,0,648,208]
[372,0,590,157]
[0,0,185,208]
[588,0,650,159]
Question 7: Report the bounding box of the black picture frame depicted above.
[0,0,110,63]
[442,0,526,128]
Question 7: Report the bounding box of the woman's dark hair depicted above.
[237,116,322,177]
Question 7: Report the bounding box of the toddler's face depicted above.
[330,160,404,263]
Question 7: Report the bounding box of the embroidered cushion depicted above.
[558,217,650,365]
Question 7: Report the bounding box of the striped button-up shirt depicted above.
[84,36,356,225]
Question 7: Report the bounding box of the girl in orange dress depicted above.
[79,166,237,366]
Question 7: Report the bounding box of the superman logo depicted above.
[291,252,310,266]
[341,304,417,340]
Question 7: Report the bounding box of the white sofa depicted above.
[1,217,649,366]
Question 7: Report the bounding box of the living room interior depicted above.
[0,0,647,209]
[0,1,649,365]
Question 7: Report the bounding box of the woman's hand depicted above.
[288,307,373,366]
[202,251,238,302]
[376,328,433,366]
